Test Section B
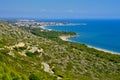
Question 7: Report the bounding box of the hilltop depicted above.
[0,22,120,80]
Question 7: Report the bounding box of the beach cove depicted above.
[44,19,120,54]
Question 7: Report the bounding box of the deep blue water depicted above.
[45,19,120,53]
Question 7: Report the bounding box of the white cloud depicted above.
[67,10,74,13]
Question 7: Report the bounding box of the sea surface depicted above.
[44,19,120,53]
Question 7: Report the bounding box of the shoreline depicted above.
[39,25,120,55]
[59,35,120,55]
[40,25,53,31]
[59,35,77,41]
[88,45,120,55]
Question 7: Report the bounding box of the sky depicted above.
[0,0,120,19]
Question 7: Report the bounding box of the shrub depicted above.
[14,46,27,51]
[0,48,10,54]
[26,51,34,57]
[0,54,3,61]
[26,51,39,57]
[29,73,40,80]
[2,74,11,80]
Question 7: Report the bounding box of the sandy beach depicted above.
[39,25,52,31]
[39,25,119,55]
[59,35,120,55]
[59,35,76,41]
[88,45,120,55]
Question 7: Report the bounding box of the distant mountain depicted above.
[0,22,120,80]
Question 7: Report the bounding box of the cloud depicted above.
[67,10,74,13]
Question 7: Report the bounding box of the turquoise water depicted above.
[45,19,120,53]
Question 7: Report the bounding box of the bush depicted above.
[26,51,39,57]
[66,62,73,70]
[14,46,27,51]
[0,48,10,54]
[10,71,21,80]
[29,73,40,80]
[0,54,3,61]
[2,74,11,80]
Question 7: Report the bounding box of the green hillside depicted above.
[0,22,120,80]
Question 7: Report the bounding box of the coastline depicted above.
[38,25,45,29]
[40,25,52,31]
[88,45,120,55]
[39,25,120,55]
[59,35,120,55]
[59,35,76,41]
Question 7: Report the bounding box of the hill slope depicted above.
[0,22,120,80]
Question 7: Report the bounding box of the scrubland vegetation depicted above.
[0,22,120,80]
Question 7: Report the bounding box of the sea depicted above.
[40,19,120,53]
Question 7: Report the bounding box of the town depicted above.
[14,20,70,28]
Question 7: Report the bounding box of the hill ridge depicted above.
[0,22,120,80]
